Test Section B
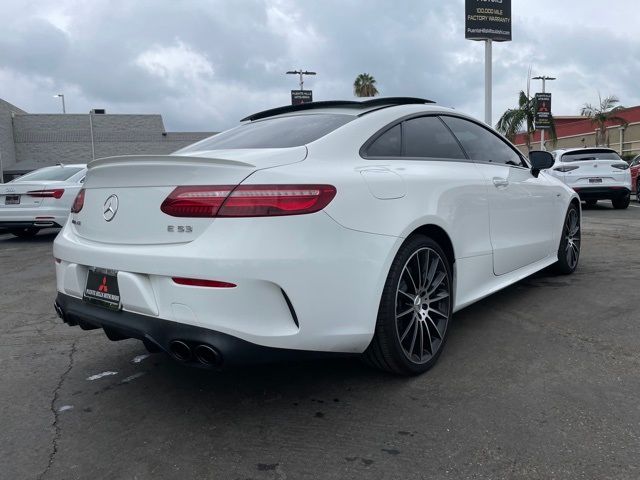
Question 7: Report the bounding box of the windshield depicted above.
[11,167,84,182]
[177,114,354,153]
[561,150,621,162]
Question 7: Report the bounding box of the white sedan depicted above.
[53,98,580,375]
[548,147,631,209]
[0,164,86,238]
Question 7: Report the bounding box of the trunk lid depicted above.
[561,159,630,188]
[0,181,64,209]
[73,148,306,245]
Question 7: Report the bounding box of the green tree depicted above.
[496,90,557,151]
[353,73,379,97]
[580,94,627,146]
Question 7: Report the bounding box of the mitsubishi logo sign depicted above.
[103,194,119,222]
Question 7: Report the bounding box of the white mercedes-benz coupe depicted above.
[548,147,631,209]
[0,164,87,238]
[53,98,581,375]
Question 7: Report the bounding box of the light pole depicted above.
[485,40,492,125]
[286,70,316,90]
[89,110,95,161]
[532,75,555,150]
[54,94,66,114]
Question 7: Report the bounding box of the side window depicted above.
[441,116,526,167]
[366,124,401,157]
[403,116,466,159]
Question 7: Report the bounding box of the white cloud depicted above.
[0,0,639,130]
[135,39,215,87]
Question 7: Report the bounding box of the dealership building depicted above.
[514,105,640,158]
[0,98,215,182]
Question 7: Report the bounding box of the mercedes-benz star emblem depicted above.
[103,194,119,222]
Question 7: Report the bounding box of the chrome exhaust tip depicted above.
[169,340,192,362]
[194,344,222,366]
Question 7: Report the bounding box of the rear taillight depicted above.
[219,184,337,217]
[27,189,65,199]
[612,163,630,170]
[71,189,85,213]
[554,165,579,172]
[161,184,337,218]
[160,185,234,218]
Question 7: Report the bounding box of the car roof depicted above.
[554,147,617,155]
[241,97,435,122]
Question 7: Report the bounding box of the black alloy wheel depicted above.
[554,204,581,274]
[364,235,453,375]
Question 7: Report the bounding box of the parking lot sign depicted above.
[465,0,512,42]
[291,90,313,105]
[535,93,552,130]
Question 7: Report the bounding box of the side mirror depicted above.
[529,150,554,177]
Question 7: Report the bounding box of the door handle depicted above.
[492,178,509,188]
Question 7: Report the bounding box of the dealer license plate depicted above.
[83,268,121,310]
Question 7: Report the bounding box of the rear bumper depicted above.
[0,220,63,229]
[54,212,400,354]
[55,293,347,367]
[0,207,68,229]
[574,187,630,201]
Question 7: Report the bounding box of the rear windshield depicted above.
[177,114,354,152]
[12,167,83,182]
[561,150,621,162]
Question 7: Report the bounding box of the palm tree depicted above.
[353,73,379,97]
[496,90,557,151]
[581,94,627,146]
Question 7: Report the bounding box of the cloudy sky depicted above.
[1,0,638,132]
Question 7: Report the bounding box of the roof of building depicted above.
[514,105,640,145]
[0,98,26,114]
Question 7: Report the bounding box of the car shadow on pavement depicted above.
[72,264,560,399]
[0,229,59,243]
[71,270,555,412]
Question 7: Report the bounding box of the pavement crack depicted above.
[38,341,77,480]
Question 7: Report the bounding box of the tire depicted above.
[364,235,453,375]
[9,228,39,239]
[554,204,581,275]
[584,199,597,208]
[636,181,640,203]
[612,194,630,209]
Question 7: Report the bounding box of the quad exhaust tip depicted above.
[169,340,192,362]
[169,340,222,366]
[194,344,222,366]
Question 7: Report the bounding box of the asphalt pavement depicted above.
[1,203,640,479]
